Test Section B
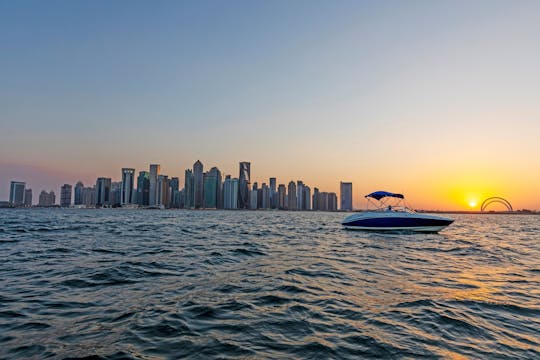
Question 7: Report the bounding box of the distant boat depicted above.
[342,191,454,232]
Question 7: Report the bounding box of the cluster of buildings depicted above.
[4,161,354,211]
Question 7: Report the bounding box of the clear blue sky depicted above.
[1,0,539,209]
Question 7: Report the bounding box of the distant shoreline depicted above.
[0,206,538,215]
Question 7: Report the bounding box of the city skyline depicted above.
[1,1,539,210]
[3,160,345,212]
[1,156,538,211]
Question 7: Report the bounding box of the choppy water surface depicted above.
[0,209,539,359]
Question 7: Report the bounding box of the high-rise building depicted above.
[269,177,277,209]
[74,181,84,205]
[60,184,72,207]
[340,182,353,211]
[157,175,169,207]
[208,167,222,209]
[304,185,311,210]
[249,189,258,209]
[149,164,160,206]
[318,192,328,211]
[278,184,287,209]
[261,183,270,209]
[170,177,180,208]
[288,181,297,210]
[24,189,32,207]
[170,177,180,193]
[38,190,55,206]
[110,181,122,206]
[175,189,184,209]
[329,192,338,211]
[238,162,250,209]
[83,186,96,207]
[312,187,320,211]
[201,167,221,209]
[203,172,217,208]
[137,171,150,206]
[296,181,304,210]
[9,181,25,206]
[184,169,194,209]
[95,177,112,207]
[121,168,135,205]
[193,160,204,209]
[223,176,239,209]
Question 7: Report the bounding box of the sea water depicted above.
[1,209,539,359]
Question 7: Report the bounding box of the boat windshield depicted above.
[364,191,416,213]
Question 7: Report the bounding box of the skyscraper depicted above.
[184,169,194,209]
[329,192,338,211]
[24,188,32,207]
[137,171,150,206]
[149,164,160,206]
[209,167,222,209]
[238,162,250,209]
[296,181,304,210]
[193,160,204,209]
[340,182,353,211]
[170,177,180,208]
[83,186,96,207]
[74,181,84,205]
[157,175,169,207]
[38,190,55,206]
[202,167,221,209]
[110,182,122,206]
[269,177,277,209]
[278,184,287,209]
[223,176,239,209]
[95,177,111,207]
[203,172,217,208]
[249,189,258,209]
[304,185,311,210]
[288,181,297,210]
[9,181,25,206]
[121,168,135,205]
[261,183,270,209]
[312,187,320,211]
[60,184,72,207]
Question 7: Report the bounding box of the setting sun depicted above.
[469,201,477,208]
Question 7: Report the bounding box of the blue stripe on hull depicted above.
[343,217,453,228]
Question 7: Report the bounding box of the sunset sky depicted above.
[1,1,539,210]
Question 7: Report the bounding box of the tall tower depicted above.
[137,171,150,206]
[312,187,320,211]
[288,181,297,210]
[340,182,353,211]
[184,169,194,209]
[121,168,135,205]
[269,177,277,209]
[238,161,250,209]
[60,184,72,207]
[24,189,32,207]
[157,175,169,207]
[149,164,160,206]
[278,184,286,209]
[204,167,221,209]
[74,181,84,205]
[193,160,204,209]
[296,181,304,210]
[95,177,112,207]
[9,181,26,206]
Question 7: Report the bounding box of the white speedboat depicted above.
[342,191,454,232]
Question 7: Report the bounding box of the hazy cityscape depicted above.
[4,161,354,212]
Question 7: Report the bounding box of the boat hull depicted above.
[342,212,454,233]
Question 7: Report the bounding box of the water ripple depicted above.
[0,209,539,359]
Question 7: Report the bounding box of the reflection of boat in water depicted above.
[342,191,454,232]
